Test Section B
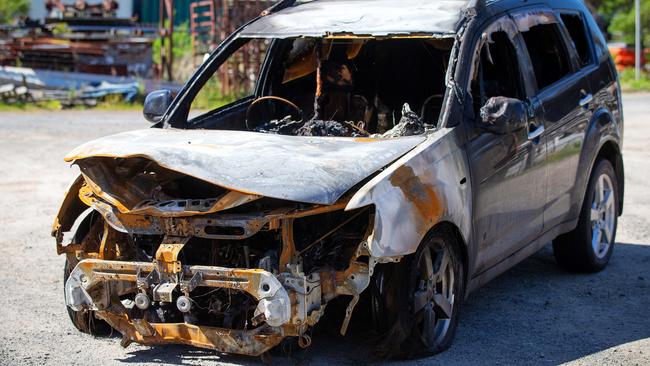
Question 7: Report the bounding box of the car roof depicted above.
[239,0,471,38]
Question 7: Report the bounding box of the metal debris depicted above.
[255,116,368,137]
[378,103,431,138]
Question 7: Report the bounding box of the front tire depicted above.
[372,230,464,358]
[553,159,618,272]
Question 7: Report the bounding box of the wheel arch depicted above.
[595,140,624,216]
[424,221,470,292]
[574,108,624,219]
[52,174,88,237]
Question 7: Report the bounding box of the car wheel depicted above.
[372,230,464,358]
[63,212,112,336]
[553,159,618,272]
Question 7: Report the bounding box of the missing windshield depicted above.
[189,37,454,137]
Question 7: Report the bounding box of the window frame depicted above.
[465,14,535,106]
[186,37,276,125]
[509,8,579,94]
[556,9,597,69]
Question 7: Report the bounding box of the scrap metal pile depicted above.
[0,2,156,106]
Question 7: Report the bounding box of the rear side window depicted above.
[561,13,593,67]
[520,23,572,90]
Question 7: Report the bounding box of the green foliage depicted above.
[52,23,70,36]
[591,0,629,20]
[619,68,650,91]
[152,22,193,68]
[151,22,239,111]
[0,0,29,24]
[191,78,237,110]
[608,0,650,46]
[0,100,62,111]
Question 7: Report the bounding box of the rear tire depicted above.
[372,229,464,358]
[63,212,112,336]
[553,159,618,272]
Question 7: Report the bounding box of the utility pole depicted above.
[635,0,641,81]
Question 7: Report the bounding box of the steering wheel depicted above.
[245,96,303,131]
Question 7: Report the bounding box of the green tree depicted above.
[0,0,29,25]
[589,0,649,46]
[609,0,650,46]
[589,0,629,17]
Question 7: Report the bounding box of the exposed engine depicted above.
[56,157,375,356]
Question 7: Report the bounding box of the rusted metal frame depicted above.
[98,222,120,260]
[80,174,263,217]
[79,183,351,241]
[334,241,374,335]
[96,311,285,356]
[155,236,190,274]
[73,259,283,303]
[279,219,295,270]
[279,200,356,274]
[52,175,88,254]
[309,212,376,335]
[296,208,369,256]
[80,173,348,218]
[126,191,263,217]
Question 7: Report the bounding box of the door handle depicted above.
[528,124,545,141]
[579,92,593,107]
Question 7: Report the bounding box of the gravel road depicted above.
[0,94,648,366]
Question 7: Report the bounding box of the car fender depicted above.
[52,174,87,237]
[571,107,623,220]
[346,128,472,262]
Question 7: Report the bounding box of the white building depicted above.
[28,0,134,21]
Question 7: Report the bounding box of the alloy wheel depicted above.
[590,173,616,259]
[412,241,455,346]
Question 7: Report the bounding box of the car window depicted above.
[520,23,572,90]
[189,39,270,119]
[560,13,593,67]
[470,31,524,114]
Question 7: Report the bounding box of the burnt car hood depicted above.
[64,128,426,205]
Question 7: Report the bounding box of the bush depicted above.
[608,1,650,46]
[0,0,29,24]
[618,68,650,91]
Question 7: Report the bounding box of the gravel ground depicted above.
[0,94,648,366]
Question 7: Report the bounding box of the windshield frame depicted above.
[165,29,460,133]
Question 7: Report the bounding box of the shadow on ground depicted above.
[114,242,650,365]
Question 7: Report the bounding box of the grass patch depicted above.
[191,78,239,111]
[0,95,143,112]
[0,100,63,112]
[619,68,650,92]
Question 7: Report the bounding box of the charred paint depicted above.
[389,164,443,234]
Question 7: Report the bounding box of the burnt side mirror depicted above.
[143,90,172,123]
[479,96,527,134]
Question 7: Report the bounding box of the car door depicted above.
[513,9,593,230]
[465,15,547,275]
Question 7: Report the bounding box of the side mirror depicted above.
[143,90,172,123]
[479,96,527,134]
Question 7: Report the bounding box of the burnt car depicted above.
[53,0,624,358]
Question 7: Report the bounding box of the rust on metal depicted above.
[155,236,190,273]
[97,311,284,356]
[389,164,443,235]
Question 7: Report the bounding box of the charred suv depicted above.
[53,0,624,358]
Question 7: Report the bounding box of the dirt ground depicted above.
[0,94,648,366]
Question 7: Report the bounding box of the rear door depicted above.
[513,9,593,229]
[466,15,547,274]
